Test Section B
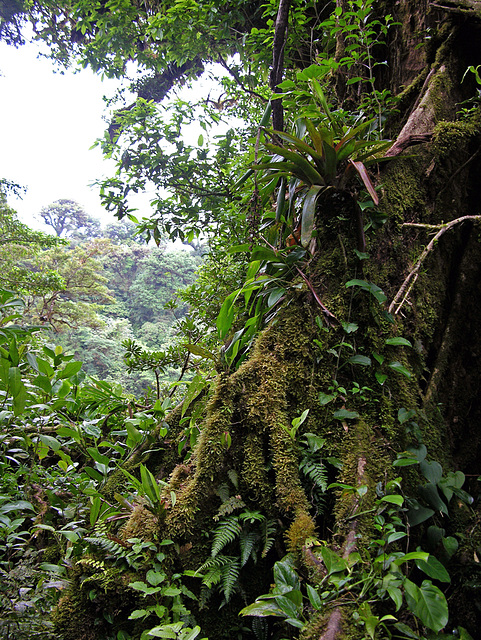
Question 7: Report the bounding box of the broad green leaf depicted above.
[147,621,184,638]
[0,500,35,513]
[333,409,359,420]
[274,594,301,619]
[181,374,205,417]
[420,460,443,485]
[406,500,435,527]
[375,372,387,385]
[240,600,284,617]
[301,185,323,247]
[348,354,371,366]
[404,578,448,632]
[57,361,82,379]
[380,494,404,506]
[418,483,448,515]
[393,457,419,467]
[393,551,429,566]
[8,366,23,397]
[319,392,335,405]
[388,361,411,378]
[273,558,300,592]
[216,290,239,339]
[86,448,110,466]
[128,609,149,619]
[385,337,412,347]
[59,530,80,543]
[39,435,61,452]
[306,584,322,610]
[415,555,450,583]
[251,246,279,262]
[140,464,161,505]
[90,496,101,526]
[387,586,403,611]
[267,287,286,308]
[320,546,347,575]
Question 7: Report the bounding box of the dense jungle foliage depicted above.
[2,0,481,639]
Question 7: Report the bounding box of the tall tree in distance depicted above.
[39,198,102,238]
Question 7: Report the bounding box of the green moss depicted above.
[431,117,480,158]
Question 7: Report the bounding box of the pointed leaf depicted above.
[301,185,322,247]
[349,160,378,204]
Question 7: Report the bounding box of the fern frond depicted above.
[84,535,132,560]
[77,557,105,571]
[216,483,231,504]
[215,495,246,520]
[221,556,240,602]
[238,510,265,524]
[197,555,235,588]
[227,469,239,490]
[239,529,259,567]
[211,516,242,556]
[252,617,269,640]
[301,458,328,492]
[260,519,277,558]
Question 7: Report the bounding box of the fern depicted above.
[196,555,234,588]
[238,509,265,524]
[260,519,277,558]
[239,529,259,567]
[301,459,328,492]
[214,495,246,520]
[227,469,239,490]
[300,455,328,514]
[211,516,242,557]
[216,482,231,504]
[221,556,240,602]
[77,557,105,571]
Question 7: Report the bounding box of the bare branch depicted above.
[389,215,481,314]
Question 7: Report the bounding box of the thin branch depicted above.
[269,0,291,132]
[389,215,481,315]
[216,54,268,103]
[295,266,339,326]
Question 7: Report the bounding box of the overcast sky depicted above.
[0,36,231,237]
[0,38,123,230]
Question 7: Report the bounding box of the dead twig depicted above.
[389,215,481,315]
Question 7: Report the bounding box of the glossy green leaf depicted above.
[404,578,448,632]
[240,599,284,617]
[420,460,443,485]
[348,354,371,366]
[385,337,412,347]
[301,185,322,247]
[415,555,450,583]
[57,361,82,379]
[388,361,411,378]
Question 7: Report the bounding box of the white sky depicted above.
[0,38,123,230]
[0,35,234,237]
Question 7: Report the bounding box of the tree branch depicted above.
[389,215,481,315]
[269,0,291,132]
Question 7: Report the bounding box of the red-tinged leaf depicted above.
[349,160,379,204]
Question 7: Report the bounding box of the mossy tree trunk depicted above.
[55,2,481,639]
